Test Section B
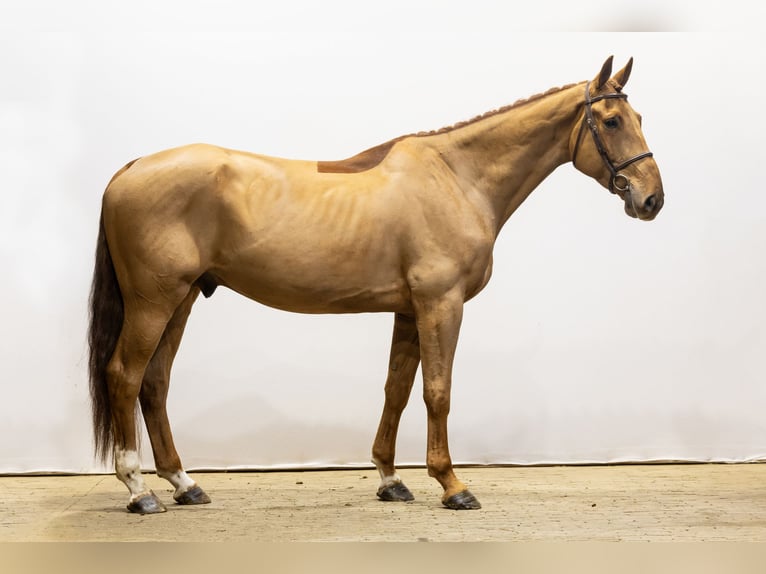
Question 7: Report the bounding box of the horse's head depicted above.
[570,56,664,221]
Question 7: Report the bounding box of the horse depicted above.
[88,56,663,514]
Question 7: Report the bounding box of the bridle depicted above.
[571,81,654,197]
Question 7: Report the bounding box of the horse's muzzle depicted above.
[625,186,664,221]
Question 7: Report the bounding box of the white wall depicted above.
[1,2,764,473]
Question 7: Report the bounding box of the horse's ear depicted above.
[595,56,614,89]
[613,57,634,91]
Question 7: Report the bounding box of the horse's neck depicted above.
[430,83,584,234]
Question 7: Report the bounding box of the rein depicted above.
[571,81,653,196]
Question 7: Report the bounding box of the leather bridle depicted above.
[571,81,654,197]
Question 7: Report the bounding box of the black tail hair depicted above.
[87,210,123,463]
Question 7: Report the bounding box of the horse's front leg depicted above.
[414,287,481,510]
[372,313,420,502]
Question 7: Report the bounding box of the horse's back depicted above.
[100,143,415,312]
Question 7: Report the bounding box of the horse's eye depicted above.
[604,117,620,129]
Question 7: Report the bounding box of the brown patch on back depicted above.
[317,138,404,174]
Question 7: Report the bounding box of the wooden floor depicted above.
[2,463,766,542]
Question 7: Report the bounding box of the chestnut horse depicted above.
[89,57,663,514]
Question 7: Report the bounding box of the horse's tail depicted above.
[88,208,124,464]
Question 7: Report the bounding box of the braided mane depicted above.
[413,82,581,137]
[317,82,582,174]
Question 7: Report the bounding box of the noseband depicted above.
[571,81,653,196]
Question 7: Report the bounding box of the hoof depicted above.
[443,489,481,510]
[377,482,415,502]
[127,491,167,514]
[175,485,211,506]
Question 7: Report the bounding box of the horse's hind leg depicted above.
[371,313,420,502]
[107,297,185,514]
[139,286,211,506]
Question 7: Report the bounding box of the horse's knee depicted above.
[423,387,451,417]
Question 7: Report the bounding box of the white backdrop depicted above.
[2,2,765,473]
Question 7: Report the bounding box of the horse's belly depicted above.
[215,254,412,314]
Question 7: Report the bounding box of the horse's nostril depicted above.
[643,194,657,212]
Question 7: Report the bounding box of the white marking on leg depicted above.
[372,457,402,489]
[158,469,197,499]
[115,449,151,502]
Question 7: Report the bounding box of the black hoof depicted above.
[127,491,167,514]
[443,489,481,510]
[377,482,415,502]
[175,485,211,505]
